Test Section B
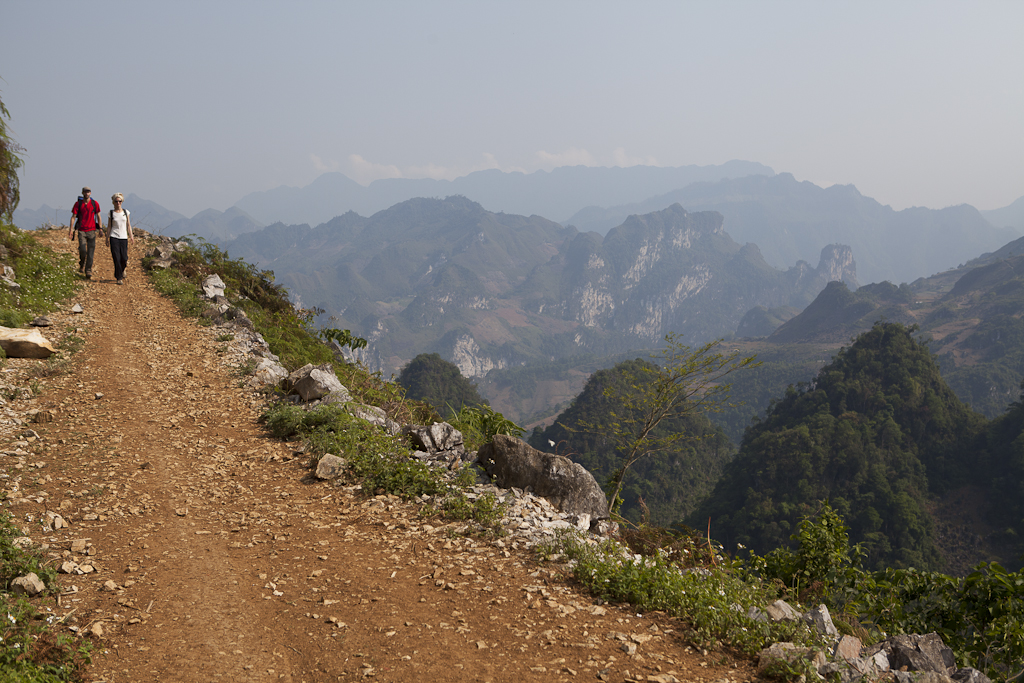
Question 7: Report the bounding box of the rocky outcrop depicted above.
[558,204,858,345]
[754,601,991,683]
[476,435,609,520]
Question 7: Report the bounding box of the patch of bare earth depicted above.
[2,231,758,682]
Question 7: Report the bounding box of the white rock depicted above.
[765,599,800,622]
[201,274,226,298]
[251,357,288,387]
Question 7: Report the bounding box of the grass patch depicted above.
[148,267,206,318]
[0,224,80,327]
[1,512,91,681]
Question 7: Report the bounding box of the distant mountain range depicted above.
[223,197,856,379]
[17,165,1018,289]
[232,161,775,227]
[565,173,1018,284]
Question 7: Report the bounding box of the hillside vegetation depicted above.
[692,322,994,571]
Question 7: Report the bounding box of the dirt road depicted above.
[2,230,757,682]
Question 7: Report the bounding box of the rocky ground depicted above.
[1,230,759,682]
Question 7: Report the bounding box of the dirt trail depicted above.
[3,231,758,682]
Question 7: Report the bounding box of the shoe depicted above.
[85,272,91,280]
[117,279,124,285]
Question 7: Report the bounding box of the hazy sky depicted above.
[2,1,1022,218]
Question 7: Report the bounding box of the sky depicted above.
[2,1,1022,218]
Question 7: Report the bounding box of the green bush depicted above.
[446,403,523,451]
[545,530,811,655]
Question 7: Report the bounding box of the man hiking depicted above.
[68,186,104,279]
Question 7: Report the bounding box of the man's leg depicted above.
[77,231,88,272]
[84,233,96,277]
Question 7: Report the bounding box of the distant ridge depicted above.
[232,161,775,227]
[981,194,1024,233]
[566,173,1013,283]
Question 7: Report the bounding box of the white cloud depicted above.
[310,153,341,173]
[612,147,660,168]
[346,154,403,185]
[535,147,597,169]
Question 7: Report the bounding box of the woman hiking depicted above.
[108,192,135,285]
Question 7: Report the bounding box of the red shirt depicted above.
[73,198,101,230]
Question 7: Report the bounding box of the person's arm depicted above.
[95,202,104,236]
[126,211,135,242]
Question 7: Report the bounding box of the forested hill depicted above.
[690,322,990,572]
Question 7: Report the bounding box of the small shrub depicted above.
[435,490,508,534]
[447,404,523,451]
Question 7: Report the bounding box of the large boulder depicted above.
[0,326,56,358]
[477,434,609,520]
[286,363,351,402]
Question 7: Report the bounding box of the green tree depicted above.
[531,358,734,525]
[0,90,25,221]
[396,352,486,414]
[575,333,758,515]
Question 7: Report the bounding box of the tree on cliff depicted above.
[0,90,25,221]
[396,353,486,414]
[531,357,735,526]
[556,333,757,517]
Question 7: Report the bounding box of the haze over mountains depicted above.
[232,161,775,227]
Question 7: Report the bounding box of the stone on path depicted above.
[315,454,347,480]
